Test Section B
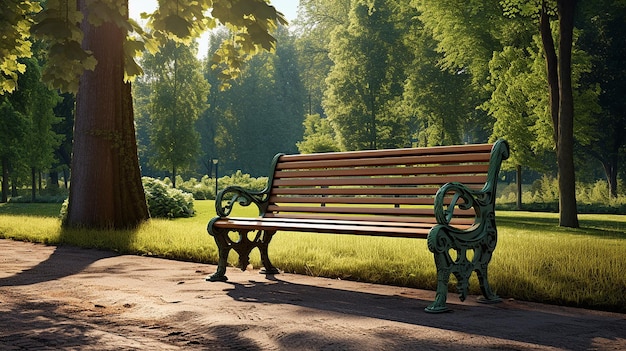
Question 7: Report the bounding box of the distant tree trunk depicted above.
[172,166,177,188]
[589,141,621,199]
[1,156,8,203]
[516,164,522,210]
[64,1,149,229]
[603,161,618,199]
[49,171,59,190]
[10,164,17,197]
[556,0,579,228]
[62,168,69,189]
[31,167,36,202]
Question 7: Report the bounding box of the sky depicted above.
[128,1,299,59]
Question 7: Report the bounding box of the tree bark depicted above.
[65,1,149,229]
[556,0,579,228]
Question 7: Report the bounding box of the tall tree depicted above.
[18,59,62,201]
[577,0,626,198]
[201,26,305,176]
[141,40,209,188]
[293,0,351,117]
[51,93,75,189]
[0,57,61,202]
[524,0,581,227]
[324,0,410,150]
[398,6,479,147]
[0,100,27,202]
[1,0,286,228]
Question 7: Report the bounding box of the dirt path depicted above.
[1,239,624,350]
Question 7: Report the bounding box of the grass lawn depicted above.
[0,200,624,313]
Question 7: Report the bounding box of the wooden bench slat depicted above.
[271,187,441,196]
[269,195,468,206]
[277,143,494,162]
[274,164,491,179]
[269,196,440,206]
[212,218,432,238]
[272,175,487,187]
[263,213,475,225]
[265,204,476,217]
[238,216,473,229]
[276,153,492,170]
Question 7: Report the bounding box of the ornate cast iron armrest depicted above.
[434,182,488,228]
[215,186,270,217]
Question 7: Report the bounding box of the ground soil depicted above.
[1,239,624,350]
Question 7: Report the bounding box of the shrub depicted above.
[496,176,626,214]
[142,177,195,218]
[218,170,267,193]
[8,195,67,204]
[178,171,268,200]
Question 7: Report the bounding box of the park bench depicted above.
[206,140,510,313]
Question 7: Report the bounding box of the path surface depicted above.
[1,239,624,350]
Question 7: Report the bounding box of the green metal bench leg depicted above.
[258,231,280,274]
[476,266,501,304]
[425,264,452,313]
[207,232,230,282]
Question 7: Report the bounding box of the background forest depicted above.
[1,0,625,207]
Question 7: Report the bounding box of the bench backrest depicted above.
[262,141,508,226]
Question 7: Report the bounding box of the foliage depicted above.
[142,177,195,219]
[323,0,411,150]
[296,114,340,153]
[6,0,287,94]
[293,0,351,117]
[8,194,67,204]
[576,0,626,198]
[0,1,42,93]
[0,57,63,202]
[497,176,626,213]
[136,40,209,187]
[177,172,268,200]
[201,27,305,177]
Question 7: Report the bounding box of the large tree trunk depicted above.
[65,1,149,229]
[556,0,579,228]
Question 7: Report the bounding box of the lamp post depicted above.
[213,159,219,197]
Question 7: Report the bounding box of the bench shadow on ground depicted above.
[222,274,626,351]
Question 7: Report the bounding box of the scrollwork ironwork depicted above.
[215,186,269,217]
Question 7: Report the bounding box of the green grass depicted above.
[0,201,625,313]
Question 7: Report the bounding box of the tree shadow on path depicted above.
[0,239,118,287]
